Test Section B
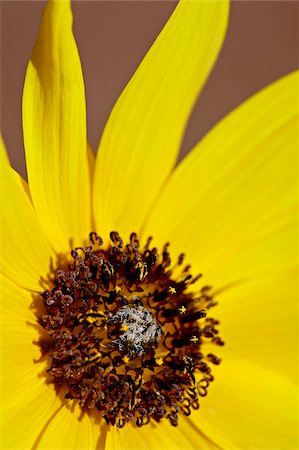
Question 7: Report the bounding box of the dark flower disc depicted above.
[39,231,223,428]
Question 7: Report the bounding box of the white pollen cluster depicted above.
[108,305,162,358]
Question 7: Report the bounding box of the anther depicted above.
[181,310,207,323]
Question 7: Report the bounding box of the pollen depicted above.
[39,231,223,428]
[178,305,187,314]
[168,286,176,295]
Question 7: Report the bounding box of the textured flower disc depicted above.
[39,231,223,428]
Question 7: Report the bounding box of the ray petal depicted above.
[209,270,298,382]
[144,71,298,288]
[0,275,62,449]
[93,0,229,240]
[104,418,214,450]
[22,0,91,253]
[37,402,107,449]
[190,361,298,449]
[0,137,56,291]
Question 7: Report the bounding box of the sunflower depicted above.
[0,0,297,449]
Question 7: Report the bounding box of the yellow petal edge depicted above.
[23,0,91,254]
[94,0,230,240]
[0,136,55,291]
[144,71,298,285]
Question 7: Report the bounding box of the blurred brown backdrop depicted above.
[1,0,298,179]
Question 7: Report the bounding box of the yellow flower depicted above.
[0,0,297,449]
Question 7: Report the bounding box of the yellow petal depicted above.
[191,361,298,449]
[0,138,55,291]
[144,71,298,287]
[214,270,298,383]
[93,0,229,241]
[0,275,62,449]
[23,0,91,254]
[0,134,31,199]
[11,168,32,201]
[105,418,210,450]
[0,274,49,407]
[88,141,96,195]
[1,388,62,449]
[37,402,106,449]
[0,135,9,163]
[0,272,35,320]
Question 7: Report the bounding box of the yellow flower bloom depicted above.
[0,0,297,449]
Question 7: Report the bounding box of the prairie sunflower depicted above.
[0,0,298,449]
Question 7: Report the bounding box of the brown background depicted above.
[1,0,298,179]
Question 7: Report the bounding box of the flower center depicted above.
[39,231,223,428]
[108,304,162,358]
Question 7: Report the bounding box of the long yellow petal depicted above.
[23,0,91,254]
[105,418,212,450]
[212,270,298,383]
[191,361,298,449]
[144,71,298,287]
[0,273,49,407]
[93,0,229,241]
[11,168,32,200]
[88,141,96,195]
[0,134,31,199]
[0,138,55,291]
[0,275,62,448]
[1,388,62,449]
[37,403,106,449]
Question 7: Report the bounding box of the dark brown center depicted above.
[39,231,223,428]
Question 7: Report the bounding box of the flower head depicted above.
[0,0,297,449]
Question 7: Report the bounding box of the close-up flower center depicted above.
[39,231,223,428]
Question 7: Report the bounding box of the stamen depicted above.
[39,232,223,428]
